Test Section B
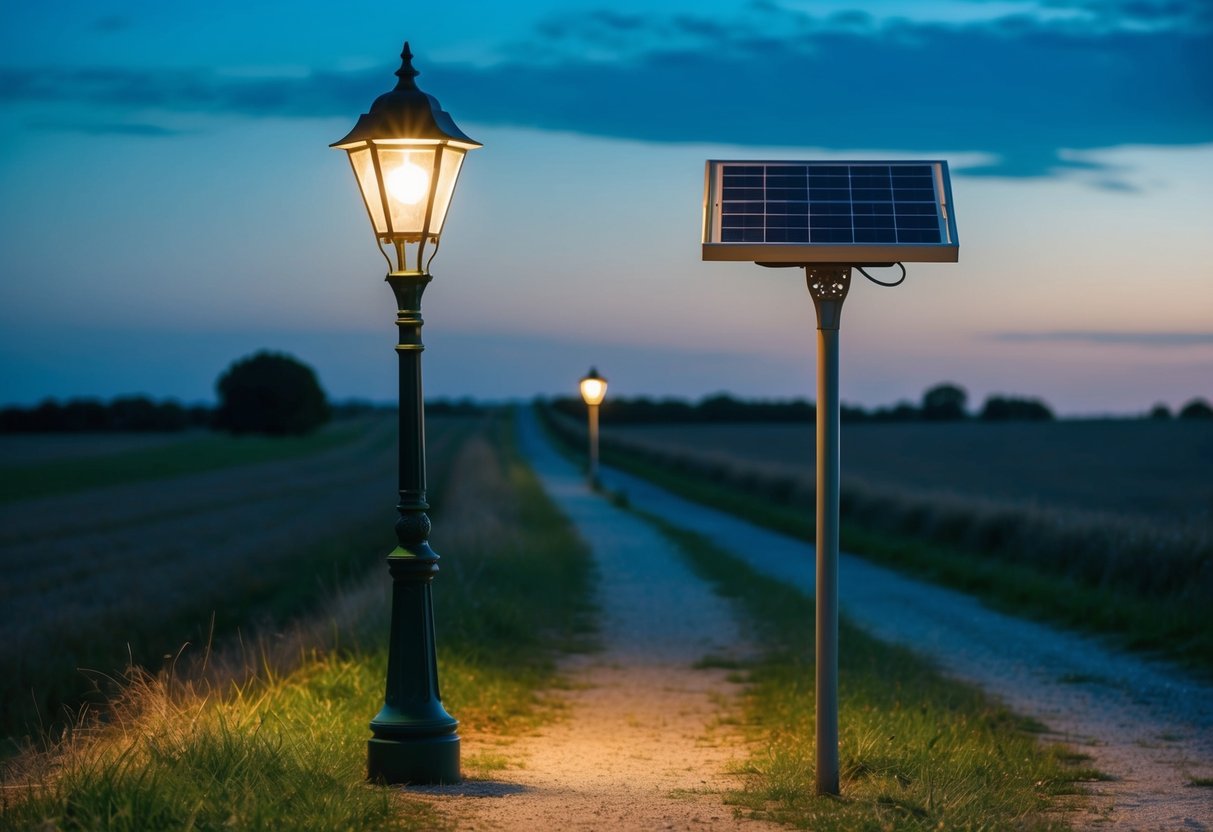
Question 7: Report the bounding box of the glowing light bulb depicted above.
[580,378,607,406]
[385,161,429,204]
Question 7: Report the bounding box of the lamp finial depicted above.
[394,41,420,90]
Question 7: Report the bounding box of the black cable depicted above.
[855,262,907,287]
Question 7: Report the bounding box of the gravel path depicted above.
[412,409,783,831]
[531,408,1213,831]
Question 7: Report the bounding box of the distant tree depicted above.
[0,396,205,433]
[1178,398,1213,420]
[109,396,161,431]
[979,395,1055,422]
[214,351,330,436]
[840,403,870,422]
[698,393,745,422]
[1149,403,1172,420]
[61,399,109,431]
[922,383,968,421]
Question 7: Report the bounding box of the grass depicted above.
[1,414,421,743]
[540,407,1213,671]
[1,409,596,831]
[0,418,372,504]
[649,519,1095,830]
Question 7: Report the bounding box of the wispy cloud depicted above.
[992,331,1213,347]
[28,119,187,137]
[1,5,1209,179]
[90,15,131,33]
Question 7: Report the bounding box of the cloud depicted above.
[992,331,1213,347]
[90,15,130,33]
[28,119,187,137]
[1,9,1210,179]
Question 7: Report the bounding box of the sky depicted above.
[1,0,1211,415]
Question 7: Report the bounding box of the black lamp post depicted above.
[331,41,480,785]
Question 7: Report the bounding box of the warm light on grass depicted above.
[651,520,1095,830]
[1,411,595,830]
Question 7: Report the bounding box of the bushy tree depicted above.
[214,351,330,436]
[1178,398,1213,420]
[979,395,1055,421]
[922,383,968,421]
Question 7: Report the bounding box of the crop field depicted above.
[613,419,1213,524]
[0,414,476,744]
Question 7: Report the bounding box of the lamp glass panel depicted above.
[376,146,437,235]
[428,149,466,236]
[580,378,607,406]
[348,147,387,235]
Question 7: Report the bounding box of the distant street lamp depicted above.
[331,41,480,785]
[579,367,607,485]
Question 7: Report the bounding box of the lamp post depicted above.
[701,159,959,796]
[331,41,480,785]
[578,367,607,485]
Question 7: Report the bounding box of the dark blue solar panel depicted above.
[718,162,944,246]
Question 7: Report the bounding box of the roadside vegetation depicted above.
[654,519,1098,830]
[1,411,595,830]
[1,414,401,740]
[541,405,1213,670]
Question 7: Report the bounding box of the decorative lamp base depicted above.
[367,734,460,785]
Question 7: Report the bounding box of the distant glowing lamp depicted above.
[331,42,481,274]
[579,368,608,407]
[579,367,607,486]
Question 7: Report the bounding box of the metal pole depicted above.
[588,403,600,486]
[806,266,851,796]
[366,271,460,785]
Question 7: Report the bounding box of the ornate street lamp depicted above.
[331,41,480,785]
[578,367,608,485]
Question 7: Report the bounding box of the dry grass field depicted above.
[0,414,478,744]
[614,419,1213,524]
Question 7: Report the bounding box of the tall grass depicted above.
[1,410,595,831]
[542,406,1213,668]
[654,521,1095,831]
[1,415,439,743]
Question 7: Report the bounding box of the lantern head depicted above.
[579,367,608,406]
[332,42,481,274]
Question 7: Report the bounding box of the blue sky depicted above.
[1,0,1210,413]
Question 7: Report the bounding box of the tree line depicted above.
[1,351,489,435]
[551,383,1213,425]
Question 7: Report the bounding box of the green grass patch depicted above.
[0,420,376,504]
[1,410,596,831]
[552,417,1212,672]
[650,519,1093,830]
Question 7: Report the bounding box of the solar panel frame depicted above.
[702,160,959,264]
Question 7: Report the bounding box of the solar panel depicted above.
[702,160,958,264]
